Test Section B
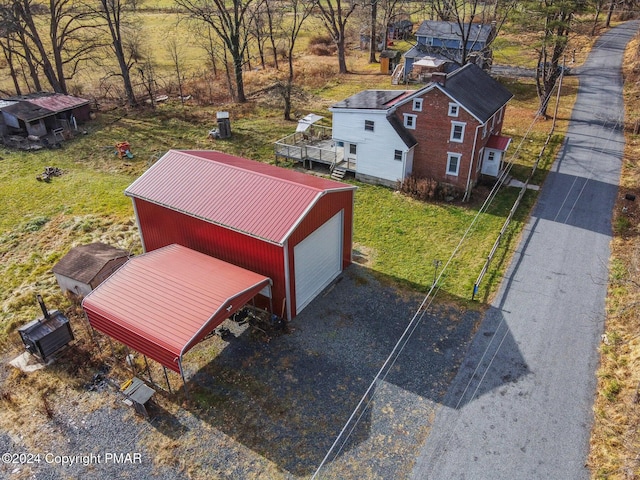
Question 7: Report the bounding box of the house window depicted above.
[447,153,461,176]
[404,114,417,129]
[450,121,465,142]
[448,103,459,117]
[394,150,403,161]
[497,107,503,123]
[349,144,357,155]
[413,99,423,112]
[482,124,488,139]
[491,115,496,129]
[365,120,375,132]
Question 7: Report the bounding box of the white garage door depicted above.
[294,211,343,314]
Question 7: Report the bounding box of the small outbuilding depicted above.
[125,150,356,321]
[52,242,129,297]
[0,92,90,141]
[380,50,402,74]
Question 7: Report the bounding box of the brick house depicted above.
[329,63,513,199]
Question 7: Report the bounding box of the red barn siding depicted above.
[134,199,287,314]
[134,187,354,320]
[288,190,354,268]
[285,190,354,315]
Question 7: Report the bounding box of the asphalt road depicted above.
[411,21,639,480]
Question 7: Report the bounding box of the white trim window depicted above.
[364,120,375,132]
[497,107,503,123]
[447,153,461,176]
[450,121,465,142]
[413,98,423,112]
[394,149,403,161]
[404,114,417,130]
[448,103,459,117]
[482,123,488,139]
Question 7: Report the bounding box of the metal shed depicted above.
[82,244,272,377]
[52,242,129,297]
[125,150,356,321]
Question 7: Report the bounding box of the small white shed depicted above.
[52,243,129,297]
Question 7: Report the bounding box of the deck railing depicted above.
[274,125,339,167]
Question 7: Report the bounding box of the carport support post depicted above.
[179,359,190,402]
[143,355,154,385]
[82,313,100,352]
[163,366,172,394]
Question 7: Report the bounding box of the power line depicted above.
[311,74,564,479]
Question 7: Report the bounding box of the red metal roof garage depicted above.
[125,150,356,321]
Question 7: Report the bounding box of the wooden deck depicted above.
[274,126,356,172]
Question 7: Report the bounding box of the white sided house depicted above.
[329,64,513,194]
[329,91,418,188]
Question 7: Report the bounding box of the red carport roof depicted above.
[485,134,511,151]
[124,150,356,245]
[82,244,272,373]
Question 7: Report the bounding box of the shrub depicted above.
[308,35,337,56]
[398,174,462,202]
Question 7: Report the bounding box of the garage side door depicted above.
[294,211,343,314]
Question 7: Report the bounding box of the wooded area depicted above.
[0,0,636,118]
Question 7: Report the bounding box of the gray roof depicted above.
[331,90,412,109]
[439,63,513,122]
[387,114,417,148]
[415,20,493,43]
[52,243,129,284]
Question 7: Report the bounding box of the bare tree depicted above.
[0,1,101,95]
[369,0,377,63]
[176,0,256,103]
[167,36,186,105]
[85,0,139,106]
[48,0,103,94]
[277,0,314,120]
[427,0,515,66]
[13,0,64,92]
[314,0,359,74]
[195,23,238,100]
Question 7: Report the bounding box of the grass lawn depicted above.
[0,70,562,349]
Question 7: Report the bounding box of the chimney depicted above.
[432,72,446,86]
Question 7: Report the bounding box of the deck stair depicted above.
[331,167,347,180]
[391,63,404,85]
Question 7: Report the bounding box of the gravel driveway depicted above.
[1,264,481,479]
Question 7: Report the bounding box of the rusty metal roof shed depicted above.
[82,244,272,375]
[125,150,356,245]
[1,93,89,122]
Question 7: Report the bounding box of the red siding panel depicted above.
[135,199,288,316]
[286,189,354,314]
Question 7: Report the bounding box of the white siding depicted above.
[331,109,411,184]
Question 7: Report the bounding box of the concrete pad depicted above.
[507,178,540,190]
[9,351,52,372]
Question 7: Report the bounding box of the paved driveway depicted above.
[411,21,639,480]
